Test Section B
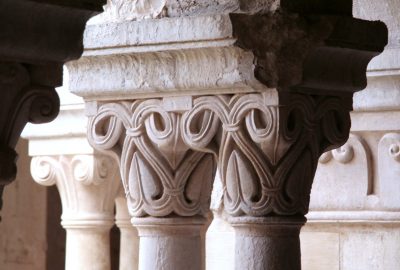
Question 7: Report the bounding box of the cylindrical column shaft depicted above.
[231,217,305,270]
[132,217,207,270]
[116,197,139,270]
[63,223,113,270]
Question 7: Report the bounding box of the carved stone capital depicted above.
[87,89,353,220]
[0,62,61,210]
[88,97,216,218]
[181,91,353,218]
[30,154,120,227]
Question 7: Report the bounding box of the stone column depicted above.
[0,0,105,215]
[30,154,120,270]
[69,1,387,269]
[180,91,355,269]
[86,97,215,270]
[115,195,139,270]
[299,1,400,269]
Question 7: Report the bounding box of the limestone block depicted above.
[310,134,372,210]
[354,75,400,111]
[300,232,339,270]
[378,133,400,209]
[68,47,264,100]
[341,229,400,270]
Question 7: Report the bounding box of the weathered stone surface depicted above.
[69,0,388,269]
[231,14,387,91]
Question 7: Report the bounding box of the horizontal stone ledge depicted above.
[306,211,400,222]
[349,110,400,130]
[26,138,94,156]
[84,14,234,51]
[68,47,268,100]
[367,47,400,75]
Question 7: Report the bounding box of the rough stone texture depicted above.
[93,0,279,23]
[230,13,387,92]
[133,217,207,270]
[69,47,262,100]
[69,1,388,270]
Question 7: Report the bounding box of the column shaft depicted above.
[65,227,112,270]
[30,155,121,270]
[133,217,207,270]
[232,218,304,270]
[116,196,139,270]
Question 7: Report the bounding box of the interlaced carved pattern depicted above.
[88,99,215,217]
[88,91,351,218]
[182,92,352,217]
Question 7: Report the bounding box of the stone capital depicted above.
[88,97,216,218]
[30,154,120,227]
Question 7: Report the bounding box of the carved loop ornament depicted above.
[88,92,352,218]
[89,99,215,217]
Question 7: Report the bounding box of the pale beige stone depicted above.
[300,232,340,270]
[115,196,139,270]
[0,140,47,270]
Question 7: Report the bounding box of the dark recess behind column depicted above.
[46,186,65,270]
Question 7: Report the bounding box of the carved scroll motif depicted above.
[182,92,352,217]
[88,91,352,218]
[311,134,373,210]
[378,133,400,210]
[88,99,216,217]
[30,155,120,218]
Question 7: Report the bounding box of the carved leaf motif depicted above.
[225,150,260,215]
[225,150,241,213]
[185,154,213,208]
[129,152,162,206]
[88,92,353,218]
[280,149,313,215]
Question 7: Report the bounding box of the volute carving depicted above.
[88,97,216,217]
[0,62,60,210]
[30,154,120,222]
